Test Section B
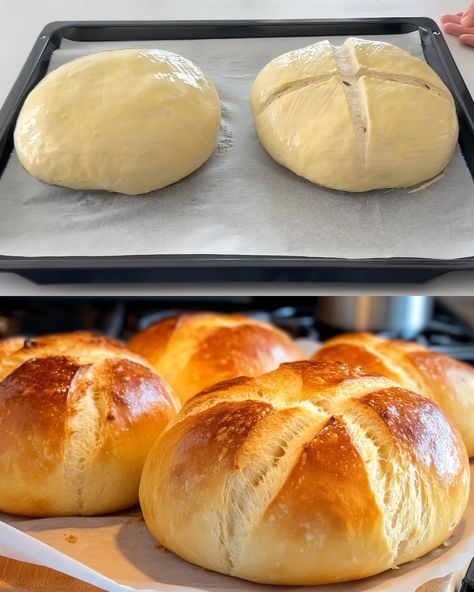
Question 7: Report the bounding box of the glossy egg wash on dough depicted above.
[14,49,222,195]
[251,37,459,192]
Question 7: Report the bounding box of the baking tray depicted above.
[0,18,473,284]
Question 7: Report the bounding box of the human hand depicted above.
[441,1,474,46]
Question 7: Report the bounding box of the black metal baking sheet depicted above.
[0,18,473,284]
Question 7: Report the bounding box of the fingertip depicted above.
[459,33,474,46]
[442,22,464,36]
[460,15,474,26]
[440,14,463,25]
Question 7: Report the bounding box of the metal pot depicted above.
[315,296,433,339]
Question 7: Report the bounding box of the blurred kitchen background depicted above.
[0,296,473,362]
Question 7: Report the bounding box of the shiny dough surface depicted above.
[14,49,221,195]
[251,37,459,192]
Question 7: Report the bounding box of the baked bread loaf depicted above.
[0,331,179,517]
[312,332,474,457]
[14,49,221,195]
[139,360,469,585]
[128,312,305,404]
[251,38,458,192]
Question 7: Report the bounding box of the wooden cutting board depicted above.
[0,556,103,591]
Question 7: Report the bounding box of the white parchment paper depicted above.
[0,32,472,259]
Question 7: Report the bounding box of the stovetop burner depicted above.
[410,308,474,360]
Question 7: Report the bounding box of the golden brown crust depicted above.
[0,356,80,484]
[0,336,27,361]
[0,331,179,517]
[283,358,371,390]
[139,360,470,585]
[128,317,180,368]
[257,415,391,583]
[315,341,401,382]
[359,386,466,484]
[129,312,305,403]
[312,333,474,456]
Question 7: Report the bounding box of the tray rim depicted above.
[0,16,473,284]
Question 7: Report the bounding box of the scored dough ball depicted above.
[14,49,221,195]
[251,38,459,192]
[139,360,470,585]
[0,332,180,517]
[128,312,305,404]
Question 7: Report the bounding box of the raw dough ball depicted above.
[14,49,221,195]
[251,38,459,192]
